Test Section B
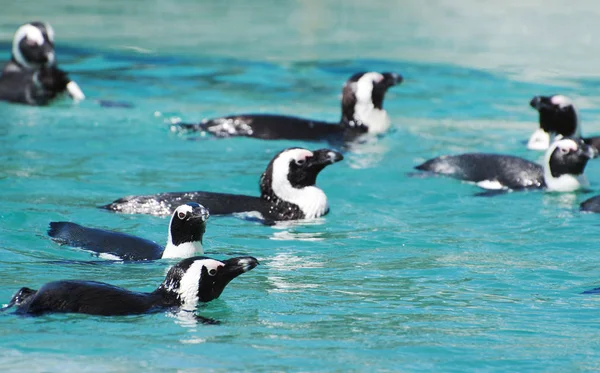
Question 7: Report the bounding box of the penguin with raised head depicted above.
[173,72,402,143]
[48,203,209,261]
[100,148,344,222]
[0,21,85,105]
[415,137,597,193]
[527,95,600,151]
[3,255,258,317]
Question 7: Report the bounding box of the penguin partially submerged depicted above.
[580,195,600,213]
[0,21,85,105]
[415,137,597,193]
[48,203,209,261]
[3,255,258,317]
[527,95,600,152]
[173,72,402,143]
[101,148,344,222]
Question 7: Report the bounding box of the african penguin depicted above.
[172,72,402,143]
[580,195,600,213]
[48,203,209,261]
[415,137,597,193]
[0,21,85,105]
[3,255,258,317]
[100,148,344,222]
[528,95,600,151]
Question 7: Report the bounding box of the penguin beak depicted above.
[307,149,344,167]
[197,257,259,302]
[190,204,210,222]
[380,72,403,88]
[530,95,554,111]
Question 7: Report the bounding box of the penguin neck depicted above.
[341,101,390,134]
[162,240,203,259]
[262,182,329,220]
[543,168,588,192]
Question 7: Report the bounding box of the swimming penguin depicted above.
[3,255,258,316]
[415,137,597,193]
[0,21,85,105]
[580,195,600,213]
[48,203,209,261]
[173,72,402,143]
[101,148,343,222]
[527,95,600,151]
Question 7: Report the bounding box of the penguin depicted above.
[173,71,402,143]
[527,95,600,151]
[0,21,85,105]
[580,195,600,213]
[101,148,343,222]
[415,137,597,193]
[48,203,209,261]
[3,255,258,317]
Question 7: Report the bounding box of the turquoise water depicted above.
[3,1,600,372]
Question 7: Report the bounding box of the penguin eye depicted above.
[208,268,217,276]
[178,211,187,219]
[560,147,570,154]
[295,158,306,166]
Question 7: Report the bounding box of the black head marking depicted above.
[548,138,596,178]
[197,257,259,302]
[169,203,209,246]
[530,95,578,137]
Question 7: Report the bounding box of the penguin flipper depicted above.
[48,222,163,261]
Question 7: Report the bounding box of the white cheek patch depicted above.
[12,24,45,68]
[556,139,579,153]
[354,72,383,103]
[551,95,573,109]
[178,259,223,310]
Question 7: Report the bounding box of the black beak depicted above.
[307,149,344,167]
[190,204,210,222]
[197,256,259,302]
[530,95,554,111]
[380,72,403,88]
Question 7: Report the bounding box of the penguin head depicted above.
[259,148,343,219]
[12,22,56,69]
[341,71,402,134]
[163,203,209,259]
[260,147,343,194]
[528,95,579,150]
[544,137,597,192]
[160,256,259,310]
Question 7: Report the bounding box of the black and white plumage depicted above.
[415,137,597,192]
[0,21,84,105]
[527,95,600,151]
[173,72,402,143]
[4,256,258,317]
[100,148,343,222]
[48,203,209,261]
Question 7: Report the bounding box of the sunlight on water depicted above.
[2,1,600,372]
